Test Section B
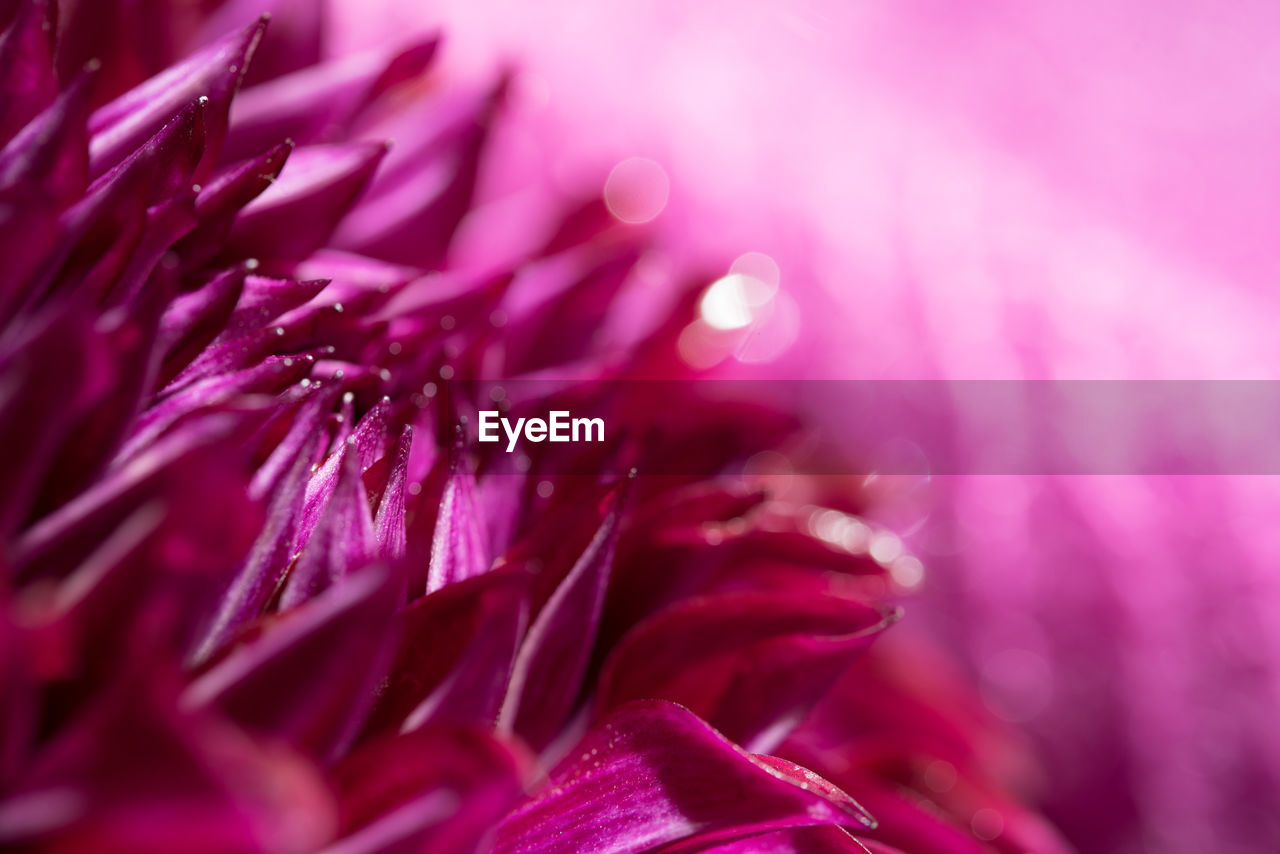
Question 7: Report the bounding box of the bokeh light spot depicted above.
[604,157,670,223]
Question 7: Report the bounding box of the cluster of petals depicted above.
[0,3,1072,853]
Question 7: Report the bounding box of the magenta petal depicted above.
[295,396,392,551]
[25,286,168,514]
[224,141,386,262]
[184,566,400,763]
[794,773,990,854]
[491,701,873,854]
[0,305,98,538]
[195,0,323,86]
[226,275,335,343]
[118,351,315,465]
[499,494,620,750]
[248,381,340,501]
[87,17,265,179]
[165,274,329,388]
[343,394,393,471]
[279,446,376,609]
[224,38,438,161]
[0,600,34,785]
[0,0,56,147]
[374,424,412,562]
[13,412,248,582]
[173,140,293,269]
[46,101,204,306]
[332,82,503,268]
[329,725,527,854]
[53,0,192,103]
[366,568,531,737]
[0,189,58,319]
[156,265,249,386]
[0,67,92,209]
[9,671,333,853]
[188,426,320,665]
[500,248,640,374]
[425,469,491,594]
[697,826,882,854]
[598,592,898,752]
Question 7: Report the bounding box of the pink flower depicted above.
[0,3,1070,852]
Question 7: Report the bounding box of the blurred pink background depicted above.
[336,2,1280,851]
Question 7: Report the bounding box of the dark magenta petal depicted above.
[224,38,438,162]
[87,17,265,179]
[0,0,56,147]
[787,769,990,854]
[0,189,58,319]
[491,700,873,854]
[0,67,92,209]
[425,469,491,594]
[279,446,376,609]
[608,508,886,638]
[498,493,620,751]
[13,412,250,582]
[156,264,249,386]
[0,598,34,785]
[119,351,317,465]
[53,0,195,103]
[329,725,528,854]
[332,82,503,268]
[623,480,767,541]
[597,592,899,753]
[189,425,321,665]
[248,381,340,501]
[195,0,323,86]
[224,141,386,262]
[37,457,265,696]
[173,140,293,269]
[366,568,531,737]
[779,643,1078,854]
[227,273,332,340]
[499,247,641,374]
[24,283,169,515]
[697,826,884,853]
[374,424,412,562]
[165,274,329,388]
[8,670,333,852]
[0,304,99,539]
[295,396,392,551]
[184,566,400,763]
[50,98,206,305]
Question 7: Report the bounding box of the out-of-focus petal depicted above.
[184,566,400,763]
[224,140,386,262]
[5,670,334,852]
[196,0,324,86]
[87,16,265,179]
[498,489,620,750]
[597,591,898,752]
[0,66,92,209]
[328,725,528,854]
[333,81,503,269]
[698,826,893,853]
[366,567,530,736]
[224,38,437,162]
[490,700,873,854]
[0,0,56,147]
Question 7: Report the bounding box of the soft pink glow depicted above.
[337,2,1280,851]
